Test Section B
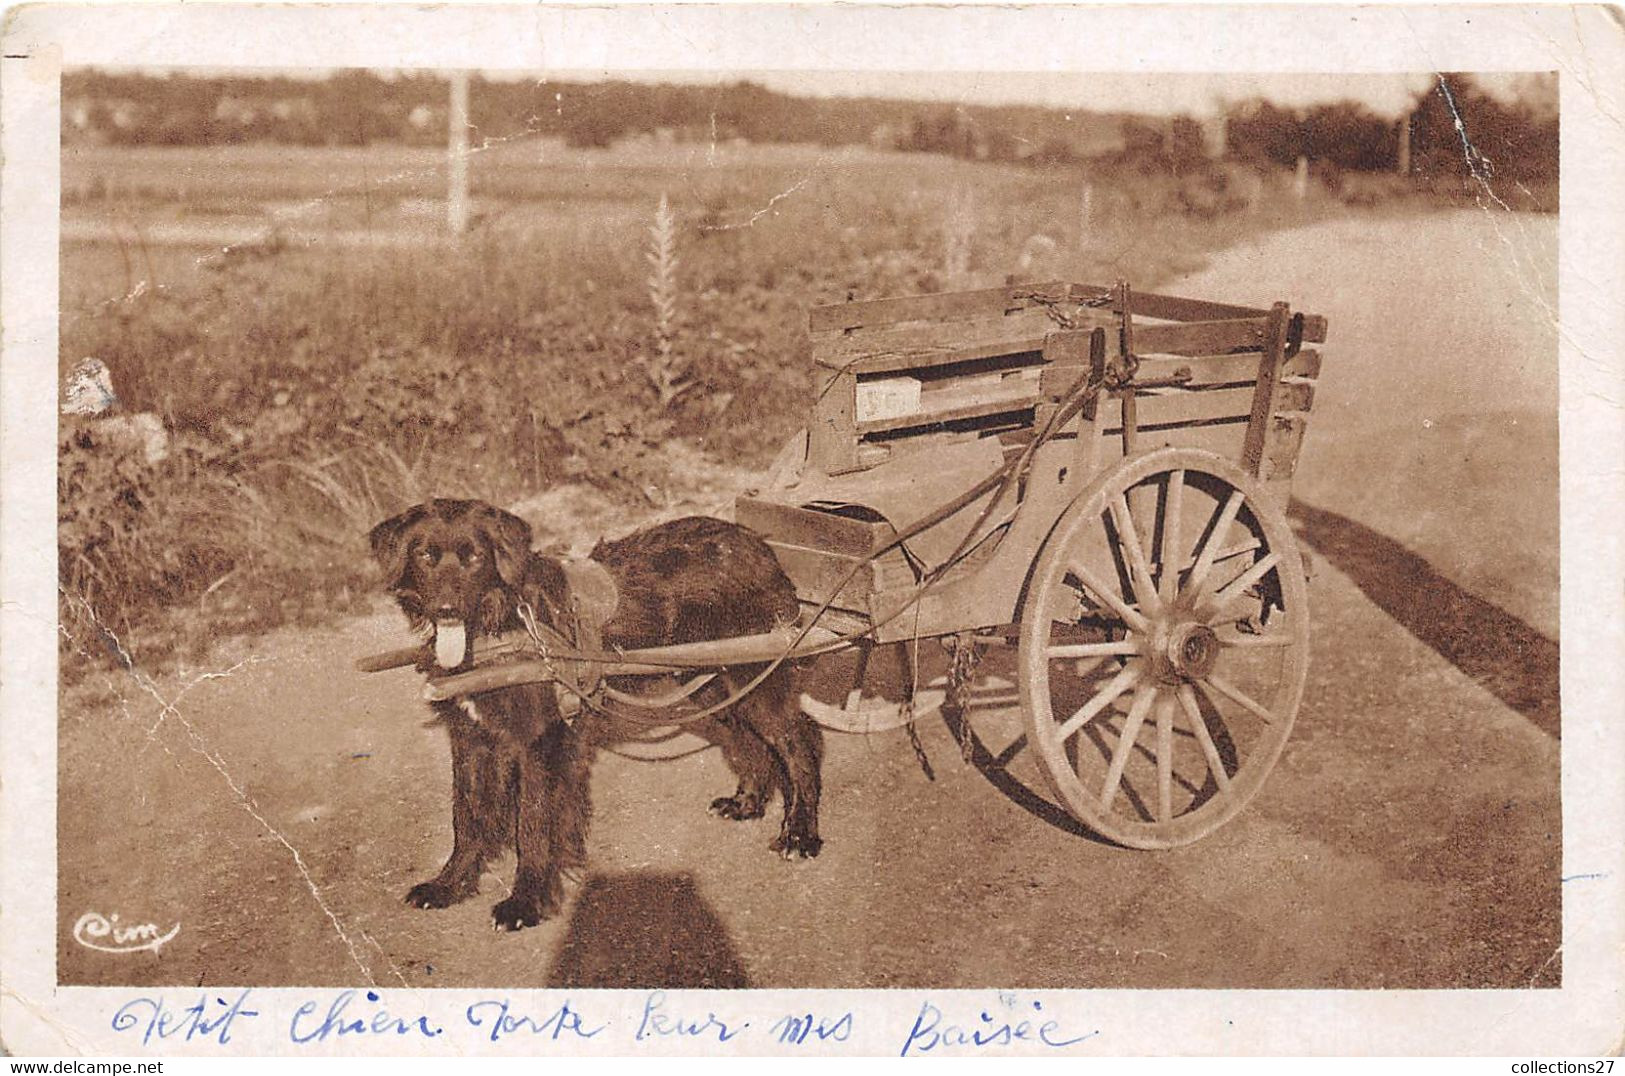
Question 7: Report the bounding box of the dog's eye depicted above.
[416,548,438,565]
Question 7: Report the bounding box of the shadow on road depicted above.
[545,870,748,988]
[1288,500,1560,739]
[939,706,1117,846]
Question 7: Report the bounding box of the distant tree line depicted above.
[62,69,1128,160]
[64,69,1556,181]
[1225,73,1557,181]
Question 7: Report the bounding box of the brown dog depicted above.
[369,499,824,930]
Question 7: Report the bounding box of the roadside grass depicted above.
[60,140,1373,677]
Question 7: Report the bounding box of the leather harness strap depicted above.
[557,558,619,701]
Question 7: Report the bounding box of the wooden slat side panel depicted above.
[1287,348,1322,380]
[1094,381,1314,434]
[815,281,1312,335]
[916,365,1043,404]
[809,280,1072,333]
[854,395,1038,436]
[812,308,1073,365]
[808,368,859,474]
[1128,348,1320,386]
[768,541,913,613]
[1105,387,1256,430]
[735,497,894,557]
[1132,318,1270,356]
[1275,379,1317,412]
[1240,303,1293,475]
[825,336,1049,376]
[1260,414,1308,481]
[1038,363,1092,398]
[768,542,873,612]
[1068,282,1269,321]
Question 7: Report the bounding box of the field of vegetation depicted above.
[54,135,1444,676]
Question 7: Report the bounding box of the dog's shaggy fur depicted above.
[369,499,824,930]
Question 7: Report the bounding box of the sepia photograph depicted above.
[4,2,1622,1059]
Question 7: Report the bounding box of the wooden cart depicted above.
[364,280,1327,849]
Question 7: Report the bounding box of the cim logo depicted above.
[72,911,180,954]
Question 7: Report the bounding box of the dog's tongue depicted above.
[434,620,468,670]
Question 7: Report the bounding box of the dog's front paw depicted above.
[770,830,823,860]
[490,878,562,932]
[405,878,474,909]
[709,792,766,821]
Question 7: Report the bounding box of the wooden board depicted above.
[808,366,859,473]
[853,368,1043,435]
[1097,381,1315,432]
[1132,317,1270,356]
[735,496,895,557]
[813,308,1072,366]
[817,335,1050,376]
[1260,414,1308,480]
[855,397,1036,436]
[768,540,915,613]
[1130,348,1322,386]
[814,281,1322,340]
[810,280,1075,333]
[1067,282,1268,322]
[1241,303,1294,476]
[805,282,1325,483]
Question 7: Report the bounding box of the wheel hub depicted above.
[1154,621,1220,683]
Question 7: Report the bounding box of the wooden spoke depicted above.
[1201,551,1282,615]
[1047,639,1141,659]
[1099,684,1157,812]
[1160,469,1185,606]
[1055,660,1142,742]
[1209,537,1263,563]
[1073,655,1109,678]
[1066,559,1152,635]
[1200,673,1275,725]
[1109,495,1162,615]
[1018,447,1311,848]
[1177,684,1232,794]
[1217,630,1294,649]
[1155,693,1175,822]
[1185,490,1246,598]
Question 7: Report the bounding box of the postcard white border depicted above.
[3,2,1621,1057]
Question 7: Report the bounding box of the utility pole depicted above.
[448,71,470,237]
[1396,111,1412,176]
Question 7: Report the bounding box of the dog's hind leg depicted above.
[734,665,825,859]
[407,720,508,909]
[696,712,775,821]
[492,721,591,931]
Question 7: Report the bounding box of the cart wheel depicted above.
[1018,448,1309,848]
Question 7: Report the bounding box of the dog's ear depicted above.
[470,504,534,587]
[368,503,430,587]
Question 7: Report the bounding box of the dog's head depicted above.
[368,499,533,670]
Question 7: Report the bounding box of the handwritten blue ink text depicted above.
[111,989,259,1047]
[635,991,747,1043]
[771,1010,854,1045]
[900,999,1097,1056]
[289,990,443,1044]
[465,997,605,1043]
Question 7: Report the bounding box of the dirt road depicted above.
[58,208,1561,991]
